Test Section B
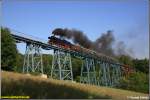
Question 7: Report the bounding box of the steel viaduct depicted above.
[10,29,123,87]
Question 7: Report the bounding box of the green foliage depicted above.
[72,57,82,81]
[118,72,149,93]
[75,75,81,82]
[42,54,52,77]
[116,55,149,93]
[117,55,149,74]
[1,27,18,71]
[13,53,24,72]
[132,58,149,74]
[117,55,133,66]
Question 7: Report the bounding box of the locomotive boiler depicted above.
[48,35,81,52]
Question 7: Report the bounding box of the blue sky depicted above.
[2,0,149,59]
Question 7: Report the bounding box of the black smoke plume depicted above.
[93,30,115,56]
[52,28,93,49]
[52,28,132,57]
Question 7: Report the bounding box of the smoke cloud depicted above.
[93,30,115,56]
[52,28,133,57]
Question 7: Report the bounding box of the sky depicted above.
[2,0,149,59]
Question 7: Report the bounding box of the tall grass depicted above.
[1,71,148,99]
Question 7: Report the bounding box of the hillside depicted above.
[1,71,148,99]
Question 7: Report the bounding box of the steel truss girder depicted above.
[111,64,122,86]
[97,62,122,87]
[51,50,73,81]
[23,43,43,74]
[80,58,97,85]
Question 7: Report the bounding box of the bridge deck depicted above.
[10,31,120,65]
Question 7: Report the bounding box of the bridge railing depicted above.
[10,29,48,44]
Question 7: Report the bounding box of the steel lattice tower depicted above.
[51,50,73,81]
[80,58,97,85]
[97,62,105,86]
[97,62,122,87]
[23,43,43,74]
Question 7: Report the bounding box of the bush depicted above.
[118,72,149,93]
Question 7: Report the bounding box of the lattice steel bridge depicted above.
[10,29,129,87]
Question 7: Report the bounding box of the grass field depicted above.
[1,71,149,99]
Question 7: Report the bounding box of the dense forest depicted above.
[1,27,149,93]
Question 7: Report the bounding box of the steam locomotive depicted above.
[48,31,118,63]
[48,31,95,56]
[48,36,84,52]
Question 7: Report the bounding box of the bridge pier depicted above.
[23,43,43,74]
[100,62,109,86]
[80,58,97,85]
[110,64,117,87]
[98,62,120,87]
[114,65,122,85]
[97,62,106,86]
[51,50,73,81]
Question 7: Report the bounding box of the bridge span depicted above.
[10,29,123,87]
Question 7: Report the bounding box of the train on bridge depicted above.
[48,29,116,63]
[10,28,134,87]
[48,29,134,76]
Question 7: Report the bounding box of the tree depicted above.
[117,55,133,66]
[118,72,149,93]
[132,58,149,74]
[72,57,82,82]
[1,27,18,71]
[13,53,24,72]
[42,54,52,76]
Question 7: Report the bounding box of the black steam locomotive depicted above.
[48,36,83,52]
[48,29,98,57]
